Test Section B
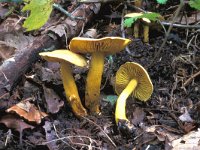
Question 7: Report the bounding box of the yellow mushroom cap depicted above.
[115,62,153,101]
[124,13,151,24]
[69,37,131,55]
[39,50,87,67]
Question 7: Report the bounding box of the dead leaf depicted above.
[131,107,145,125]
[0,5,9,19]
[43,121,59,150]
[171,128,200,150]
[82,29,98,38]
[40,65,62,85]
[43,85,64,114]
[0,114,34,133]
[47,24,67,37]
[0,42,15,62]
[3,33,34,51]
[0,114,34,145]
[179,107,194,123]
[0,15,23,40]
[6,100,48,124]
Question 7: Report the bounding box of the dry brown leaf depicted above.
[131,107,145,125]
[0,42,15,62]
[47,24,67,38]
[6,100,48,124]
[82,29,98,38]
[43,85,64,114]
[43,121,59,150]
[0,114,34,133]
[171,129,200,150]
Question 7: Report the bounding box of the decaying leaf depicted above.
[171,128,200,150]
[43,121,59,150]
[3,33,35,51]
[0,114,34,133]
[0,114,34,145]
[6,100,48,124]
[43,85,64,114]
[47,24,67,38]
[0,5,9,19]
[0,42,15,62]
[179,107,194,123]
[131,107,145,126]
[82,29,98,38]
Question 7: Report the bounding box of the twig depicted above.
[183,70,200,87]
[53,3,85,20]
[43,135,100,149]
[82,116,117,148]
[52,123,76,150]
[161,21,200,29]
[148,0,185,68]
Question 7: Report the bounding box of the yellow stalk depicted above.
[85,52,104,114]
[143,25,149,43]
[115,79,137,123]
[60,61,87,117]
[134,22,139,38]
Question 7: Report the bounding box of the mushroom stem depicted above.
[143,24,149,43]
[85,52,104,114]
[115,79,138,123]
[60,61,87,117]
[134,22,140,38]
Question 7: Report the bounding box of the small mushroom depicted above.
[125,13,151,43]
[115,62,153,124]
[39,50,87,118]
[70,37,131,114]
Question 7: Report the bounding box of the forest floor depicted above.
[0,1,200,150]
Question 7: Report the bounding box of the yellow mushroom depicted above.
[125,13,151,43]
[70,37,131,114]
[115,62,153,124]
[39,50,87,118]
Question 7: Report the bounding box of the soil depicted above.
[0,1,200,150]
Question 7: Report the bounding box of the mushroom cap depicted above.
[124,13,151,23]
[115,62,153,101]
[39,50,87,67]
[69,37,131,55]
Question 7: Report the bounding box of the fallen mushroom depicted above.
[115,62,153,125]
[39,50,87,118]
[70,37,131,114]
[125,13,151,43]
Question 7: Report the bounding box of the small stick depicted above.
[183,70,200,87]
[82,116,117,148]
[148,0,185,68]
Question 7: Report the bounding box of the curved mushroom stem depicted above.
[60,61,87,117]
[85,52,104,114]
[115,79,138,124]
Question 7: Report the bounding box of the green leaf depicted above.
[124,18,136,28]
[189,0,200,10]
[156,0,168,4]
[102,95,118,106]
[124,12,161,28]
[22,0,54,31]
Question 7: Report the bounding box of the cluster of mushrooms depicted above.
[39,37,153,128]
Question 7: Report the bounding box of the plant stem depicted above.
[148,0,185,68]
